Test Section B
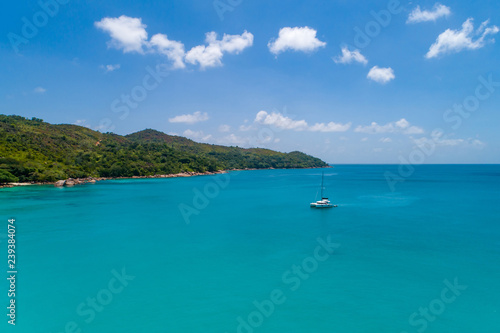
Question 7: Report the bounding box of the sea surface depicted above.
[1,165,499,333]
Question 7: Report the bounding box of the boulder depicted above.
[54,180,65,187]
[65,179,75,186]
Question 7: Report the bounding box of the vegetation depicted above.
[0,115,328,183]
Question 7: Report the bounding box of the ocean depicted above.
[1,165,499,332]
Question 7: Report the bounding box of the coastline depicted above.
[0,166,331,189]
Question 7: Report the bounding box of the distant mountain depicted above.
[0,115,328,183]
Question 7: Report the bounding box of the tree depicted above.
[0,169,19,184]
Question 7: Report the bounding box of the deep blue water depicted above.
[1,165,499,332]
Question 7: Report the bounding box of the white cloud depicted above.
[255,111,308,131]
[395,118,409,129]
[217,31,254,53]
[101,64,121,72]
[435,138,463,146]
[95,16,148,53]
[471,139,485,147]
[309,122,352,132]
[333,47,368,65]
[183,129,213,142]
[355,118,424,135]
[185,31,253,69]
[95,16,253,70]
[407,3,451,23]
[268,27,326,55]
[404,126,425,135]
[34,87,46,93]
[216,134,249,146]
[367,66,395,84]
[379,137,392,143]
[218,124,231,132]
[239,124,254,132]
[149,34,186,69]
[168,111,209,124]
[73,119,91,128]
[361,137,369,142]
[426,18,499,58]
[413,136,485,148]
[254,111,350,132]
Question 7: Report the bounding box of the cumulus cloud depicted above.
[95,16,148,53]
[185,31,253,69]
[216,134,249,146]
[333,47,368,65]
[168,111,209,124]
[149,34,186,69]
[101,64,121,72]
[34,87,46,93]
[407,3,451,23]
[268,27,326,55]
[309,122,352,132]
[96,16,253,70]
[426,18,499,58]
[218,124,231,132]
[254,111,350,132]
[183,129,213,142]
[355,118,424,135]
[367,66,395,84]
[255,110,308,130]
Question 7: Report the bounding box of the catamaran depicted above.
[310,172,337,208]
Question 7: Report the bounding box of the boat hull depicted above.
[310,203,334,208]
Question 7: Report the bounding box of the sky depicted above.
[1,0,500,163]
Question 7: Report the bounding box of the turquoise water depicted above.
[1,165,499,332]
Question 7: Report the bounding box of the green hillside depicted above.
[0,115,328,183]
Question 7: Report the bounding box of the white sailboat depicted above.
[310,172,337,208]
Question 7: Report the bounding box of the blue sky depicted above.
[2,0,500,163]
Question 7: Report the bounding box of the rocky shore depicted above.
[0,166,331,189]
[0,170,228,189]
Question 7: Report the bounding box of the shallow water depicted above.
[1,165,499,332]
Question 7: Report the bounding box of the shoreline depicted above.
[0,166,331,189]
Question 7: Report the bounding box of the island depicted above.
[0,115,329,186]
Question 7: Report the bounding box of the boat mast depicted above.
[321,171,324,198]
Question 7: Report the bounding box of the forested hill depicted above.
[0,115,328,183]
